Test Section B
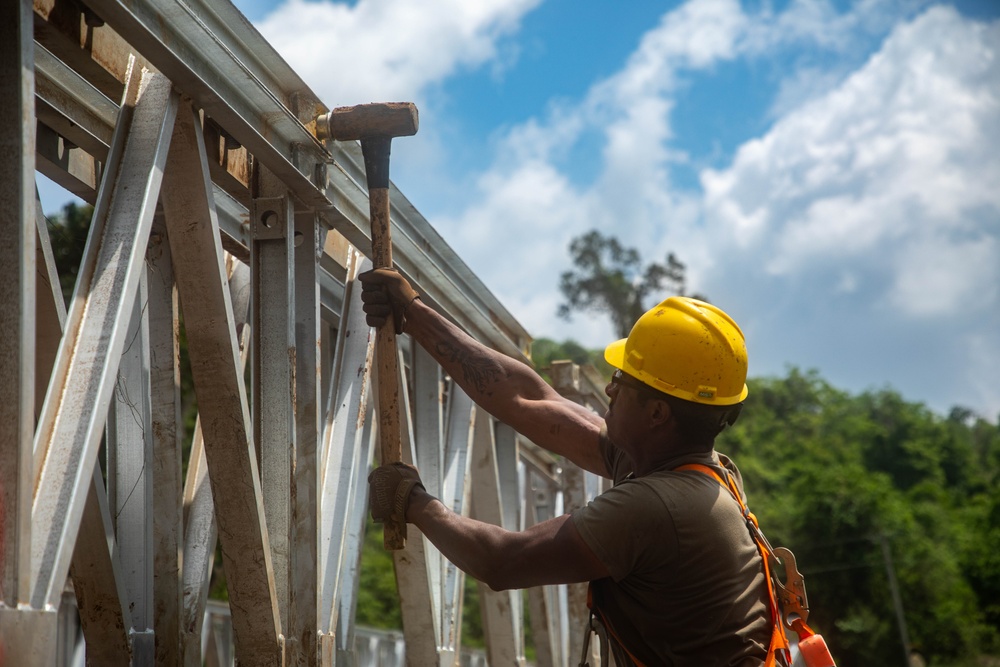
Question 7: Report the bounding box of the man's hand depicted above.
[368,462,425,524]
[358,268,420,334]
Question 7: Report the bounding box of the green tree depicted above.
[718,370,1000,666]
[46,201,93,304]
[530,337,612,382]
[557,230,700,338]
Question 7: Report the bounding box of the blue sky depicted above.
[38,0,1000,420]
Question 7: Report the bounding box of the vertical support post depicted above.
[148,207,183,665]
[562,464,595,661]
[291,210,322,665]
[251,165,297,641]
[439,385,477,663]
[394,344,443,666]
[180,261,252,667]
[524,471,567,667]
[318,253,374,662]
[0,0,36,621]
[106,271,156,662]
[470,414,526,667]
[334,407,376,666]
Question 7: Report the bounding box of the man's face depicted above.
[604,369,655,450]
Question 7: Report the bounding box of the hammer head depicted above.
[320,102,419,142]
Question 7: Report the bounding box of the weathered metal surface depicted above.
[470,412,526,667]
[334,407,377,666]
[34,42,115,161]
[13,0,630,662]
[291,211,322,665]
[31,0,533,366]
[524,475,566,667]
[251,165,296,642]
[70,466,134,666]
[32,0,151,101]
[0,606,58,666]
[0,0,37,611]
[31,64,177,611]
[181,420,213,667]
[106,274,155,637]
[180,260,250,667]
[439,386,476,661]
[31,187,134,666]
[394,344,444,666]
[34,122,100,204]
[148,208,183,666]
[319,253,374,640]
[161,102,281,666]
[83,0,332,210]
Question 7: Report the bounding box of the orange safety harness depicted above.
[676,463,792,667]
[582,463,833,667]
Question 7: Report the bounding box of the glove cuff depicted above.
[393,479,425,523]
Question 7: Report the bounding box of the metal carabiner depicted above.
[578,612,595,667]
[772,546,810,629]
[578,612,611,667]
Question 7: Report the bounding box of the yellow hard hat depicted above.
[604,297,749,405]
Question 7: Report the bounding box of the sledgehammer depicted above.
[319,102,418,550]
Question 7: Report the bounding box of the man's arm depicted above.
[360,269,608,476]
[406,298,608,476]
[405,486,610,591]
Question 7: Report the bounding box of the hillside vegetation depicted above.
[360,366,1000,667]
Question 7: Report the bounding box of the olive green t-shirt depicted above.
[571,440,770,666]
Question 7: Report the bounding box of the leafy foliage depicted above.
[46,202,93,304]
[356,366,1000,666]
[531,337,613,382]
[719,369,1000,667]
[557,230,702,337]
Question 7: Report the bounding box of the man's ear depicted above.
[648,396,673,428]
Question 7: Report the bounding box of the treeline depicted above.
[720,368,999,667]
[359,365,1000,667]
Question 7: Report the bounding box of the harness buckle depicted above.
[773,547,810,629]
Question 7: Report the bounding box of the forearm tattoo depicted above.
[435,341,509,395]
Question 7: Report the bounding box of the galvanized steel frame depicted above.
[4,0,613,665]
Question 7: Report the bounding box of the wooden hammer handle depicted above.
[364,138,407,550]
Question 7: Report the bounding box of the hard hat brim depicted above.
[604,338,627,370]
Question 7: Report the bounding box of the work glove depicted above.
[358,268,420,334]
[368,462,425,524]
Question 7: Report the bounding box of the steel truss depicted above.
[1,0,610,664]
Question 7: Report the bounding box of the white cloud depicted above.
[250,0,999,417]
[702,6,1000,323]
[429,1,999,417]
[256,0,542,108]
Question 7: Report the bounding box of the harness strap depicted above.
[676,464,791,667]
[586,583,649,666]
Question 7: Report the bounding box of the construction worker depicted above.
[360,268,771,666]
